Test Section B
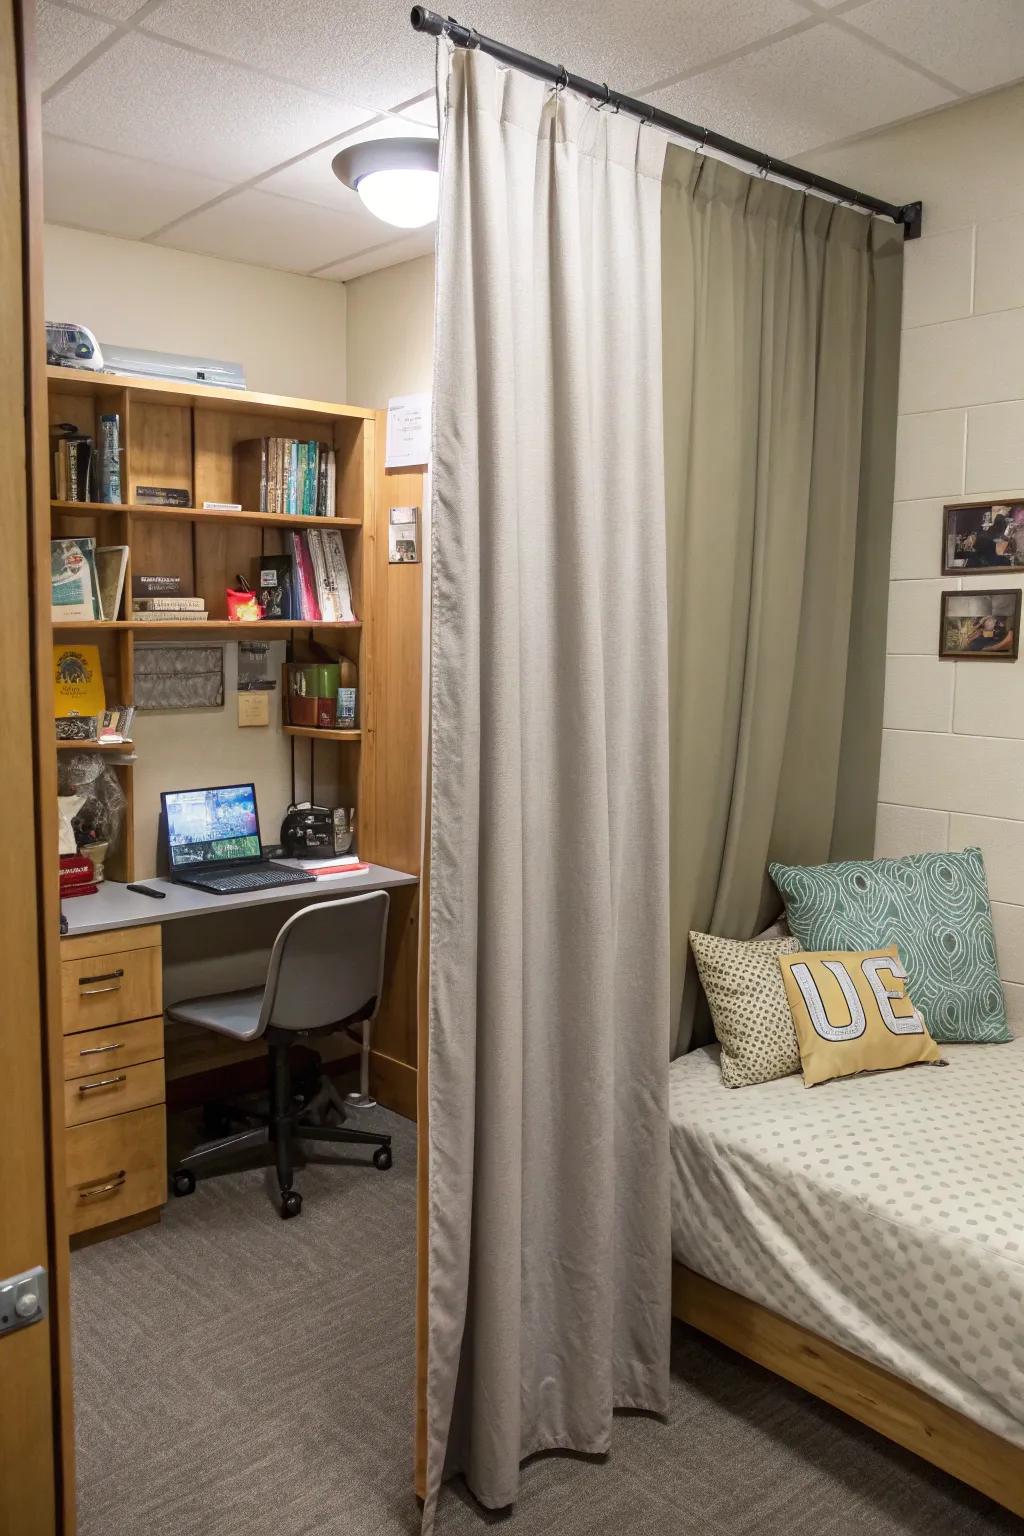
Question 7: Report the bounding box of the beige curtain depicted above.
[663,146,903,1054]
[425,45,671,1528]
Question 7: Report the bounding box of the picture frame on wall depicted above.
[942,498,1024,575]
[938,589,1021,661]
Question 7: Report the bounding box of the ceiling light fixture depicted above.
[332,136,439,229]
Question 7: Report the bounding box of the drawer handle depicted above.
[78,1074,127,1094]
[79,1041,124,1057]
[78,1171,126,1200]
[78,969,125,993]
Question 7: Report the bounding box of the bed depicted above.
[669,1040,1024,1517]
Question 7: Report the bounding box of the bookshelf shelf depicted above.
[283,726,361,742]
[52,500,362,531]
[55,739,134,752]
[54,620,362,634]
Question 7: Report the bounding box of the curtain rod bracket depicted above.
[409,6,923,238]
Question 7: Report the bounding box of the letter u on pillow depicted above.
[778,945,943,1087]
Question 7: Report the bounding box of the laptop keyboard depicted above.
[201,865,316,893]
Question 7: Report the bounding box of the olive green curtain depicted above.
[663,144,904,1055]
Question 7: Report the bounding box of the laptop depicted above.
[160,782,316,895]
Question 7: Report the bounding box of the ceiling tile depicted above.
[71,0,154,17]
[398,93,438,128]
[43,33,369,181]
[647,23,954,156]
[463,0,808,94]
[259,118,437,213]
[43,134,232,239]
[845,0,1024,93]
[36,1,114,92]
[144,0,434,111]
[152,187,387,272]
[317,225,435,282]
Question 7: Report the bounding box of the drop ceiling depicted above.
[38,0,1024,282]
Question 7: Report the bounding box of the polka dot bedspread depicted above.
[669,1041,1024,1446]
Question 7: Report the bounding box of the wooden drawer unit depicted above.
[60,924,167,1240]
[63,1014,164,1080]
[61,942,162,1034]
[64,1058,164,1127]
[65,1106,167,1236]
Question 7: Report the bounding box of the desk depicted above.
[59,864,418,1243]
[61,863,419,938]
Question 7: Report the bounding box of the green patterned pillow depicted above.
[769,848,1009,1045]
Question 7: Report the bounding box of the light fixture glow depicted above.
[355,167,438,228]
[332,137,439,229]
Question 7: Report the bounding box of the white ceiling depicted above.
[38,0,1024,283]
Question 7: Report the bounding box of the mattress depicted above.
[669,1040,1024,1446]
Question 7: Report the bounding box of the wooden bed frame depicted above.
[672,1264,1024,1520]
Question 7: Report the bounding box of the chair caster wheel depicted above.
[373,1146,393,1171]
[171,1169,196,1197]
[280,1190,303,1219]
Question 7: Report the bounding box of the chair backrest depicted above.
[259,891,390,1034]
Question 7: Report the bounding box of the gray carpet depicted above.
[73,1113,1023,1536]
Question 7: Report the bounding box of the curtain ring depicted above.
[697,125,708,154]
[554,64,569,94]
[759,154,773,179]
[642,102,656,128]
[598,81,612,110]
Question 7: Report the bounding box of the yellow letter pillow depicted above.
[778,946,942,1087]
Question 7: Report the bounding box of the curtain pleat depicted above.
[662,145,903,1054]
[425,45,671,1526]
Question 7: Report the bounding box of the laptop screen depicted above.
[162,783,263,872]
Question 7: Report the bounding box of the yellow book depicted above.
[54,643,105,719]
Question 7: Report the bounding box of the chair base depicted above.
[171,1039,392,1218]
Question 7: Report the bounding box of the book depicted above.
[289,531,321,620]
[132,610,209,622]
[135,486,190,506]
[97,413,122,504]
[54,643,105,717]
[235,436,333,515]
[95,545,129,621]
[319,528,356,620]
[56,715,98,742]
[254,554,295,620]
[132,573,181,597]
[132,595,206,611]
[202,501,242,511]
[53,433,93,503]
[305,527,334,619]
[51,537,101,620]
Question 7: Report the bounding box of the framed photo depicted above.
[942,498,1024,575]
[938,589,1021,661]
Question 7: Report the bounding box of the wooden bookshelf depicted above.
[48,365,404,887]
[55,739,134,752]
[283,726,361,742]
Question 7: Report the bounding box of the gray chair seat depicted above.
[167,987,265,1041]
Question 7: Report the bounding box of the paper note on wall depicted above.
[385,393,431,468]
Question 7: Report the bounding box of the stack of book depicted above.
[252,529,354,622]
[286,528,355,621]
[52,413,122,503]
[52,428,93,502]
[131,574,208,622]
[235,437,337,517]
[51,539,129,621]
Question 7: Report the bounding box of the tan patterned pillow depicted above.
[689,930,801,1088]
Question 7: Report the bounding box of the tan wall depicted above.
[800,82,1024,1032]
[44,223,348,874]
[344,253,434,406]
[44,224,348,399]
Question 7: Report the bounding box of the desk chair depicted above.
[166,891,392,1219]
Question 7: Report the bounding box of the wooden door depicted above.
[0,2,75,1531]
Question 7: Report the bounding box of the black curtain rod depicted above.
[409,7,922,239]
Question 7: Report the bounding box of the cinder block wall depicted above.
[801,83,1024,1032]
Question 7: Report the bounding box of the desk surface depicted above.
[61,863,418,938]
